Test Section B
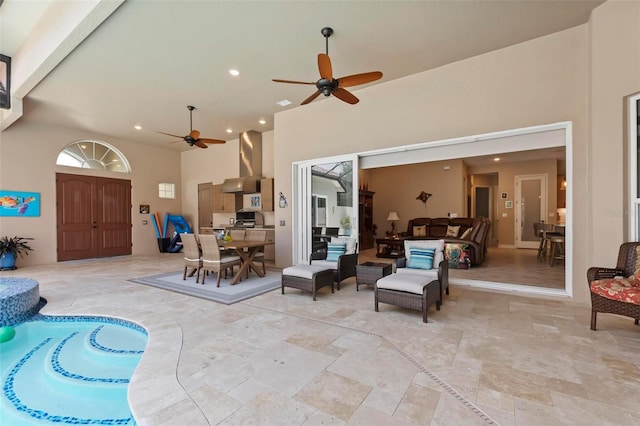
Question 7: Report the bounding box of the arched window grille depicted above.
[56,140,131,173]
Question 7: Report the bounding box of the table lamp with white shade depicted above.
[387,211,400,237]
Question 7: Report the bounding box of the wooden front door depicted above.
[56,173,132,261]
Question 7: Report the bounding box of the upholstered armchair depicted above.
[396,239,449,306]
[587,242,640,330]
[309,237,358,290]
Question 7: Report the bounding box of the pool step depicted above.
[5,337,135,424]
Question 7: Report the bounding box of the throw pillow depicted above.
[413,225,427,237]
[407,247,435,270]
[445,243,470,269]
[326,242,346,261]
[460,227,473,239]
[446,225,461,237]
[331,237,356,255]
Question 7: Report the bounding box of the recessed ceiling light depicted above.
[226,128,233,133]
[134,125,142,130]
[276,99,292,107]
[229,69,240,76]
[493,157,501,162]
[258,119,266,125]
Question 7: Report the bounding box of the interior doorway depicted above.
[56,173,132,261]
[515,174,547,249]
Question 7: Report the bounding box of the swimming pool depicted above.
[0,314,148,425]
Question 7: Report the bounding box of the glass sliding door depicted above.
[292,155,359,264]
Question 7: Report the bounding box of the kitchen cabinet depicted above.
[359,190,375,250]
[260,178,274,211]
[212,184,238,213]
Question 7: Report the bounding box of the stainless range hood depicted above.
[222,130,263,193]
[221,176,260,193]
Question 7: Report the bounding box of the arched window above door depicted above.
[56,140,131,173]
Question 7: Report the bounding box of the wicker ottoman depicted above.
[281,265,334,301]
[375,273,440,323]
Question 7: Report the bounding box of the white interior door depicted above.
[515,174,547,249]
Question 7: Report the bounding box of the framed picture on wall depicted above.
[243,193,262,210]
[0,190,40,216]
[505,200,513,209]
[501,192,508,199]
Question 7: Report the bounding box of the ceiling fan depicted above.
[158,105,226,149]
[273,27,383,105]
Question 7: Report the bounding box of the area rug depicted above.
[129,270,281,305]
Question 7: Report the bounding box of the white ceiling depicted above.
[1,0,602,152]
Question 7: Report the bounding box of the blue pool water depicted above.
[0,315,147,425]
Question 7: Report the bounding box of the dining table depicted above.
[218,239,274,285]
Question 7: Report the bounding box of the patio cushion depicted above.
[331,237,357,255]
[396,267,438,281]
[407,247,435,270]
[590,277,640,304]
[310,259,338,270]
[326,242,346,261]
[404,239,444,268]
[376,273,431,295]
[283,264,332,280]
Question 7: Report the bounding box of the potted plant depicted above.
[340,216,352,236]
[0,236,34,270]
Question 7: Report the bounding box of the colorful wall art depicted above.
[0,190,41,217]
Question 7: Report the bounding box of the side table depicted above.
[356,261,393,291]
[375,237,408,258]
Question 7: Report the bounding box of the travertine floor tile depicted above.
[4,253,639,425]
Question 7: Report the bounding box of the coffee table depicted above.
[356,261,393,291]
[375,237,408,258]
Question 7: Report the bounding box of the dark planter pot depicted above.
[1,253,16,270]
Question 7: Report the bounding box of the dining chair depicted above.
[199,234,242,286]
[180,233,202,282]
[244,229,267,277]
[533,222,562,262]
[229,229,246,241]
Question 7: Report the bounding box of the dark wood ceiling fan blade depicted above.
[200,138,227,145]
[333,88,359,104]
[272,79,315,85]
[157,131,186,139]
[301,90,322,105]
[194,140,209,149]
[189,130,201,140]
[338,71,383,88]
[318,53,332,80]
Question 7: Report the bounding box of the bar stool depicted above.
[549,235,565,267]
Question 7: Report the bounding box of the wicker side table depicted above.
[356,261,393,291]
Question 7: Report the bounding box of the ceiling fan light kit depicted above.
[272,27,382,106]
[157,105,226,149]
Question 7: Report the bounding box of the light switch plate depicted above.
[502,213,508,217]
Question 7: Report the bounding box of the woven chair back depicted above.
[180,233,200,260]
[229,229,246,241]
[199,234,223,262]
[245,230,267,241]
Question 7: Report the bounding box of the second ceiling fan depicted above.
[273,27,383,105]
[158,106,226,149]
